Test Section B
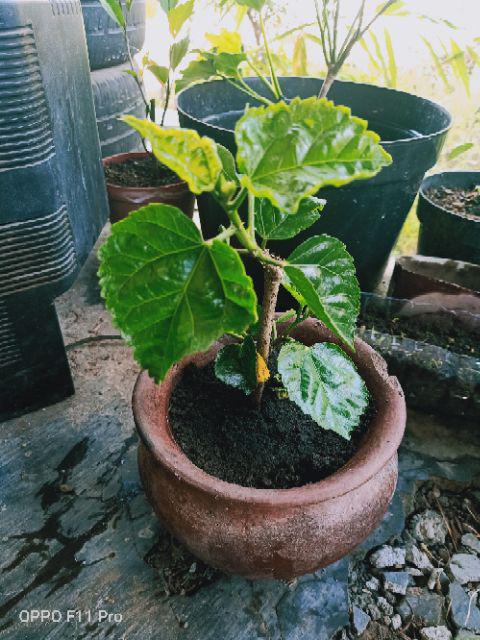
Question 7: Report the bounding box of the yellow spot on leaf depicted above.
[256,353,270,383]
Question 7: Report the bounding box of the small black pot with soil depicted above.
[358,293,480,420]
[417,171,480,265]
[103,151,195,223]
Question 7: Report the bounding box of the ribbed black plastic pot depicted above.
[177,77,451,293]
[417,171,480,266]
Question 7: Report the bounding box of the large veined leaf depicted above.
[235,97,392,213]
[278,340,369,439]
[176,58,216,92]
[284,235,359,347]
[214,335,258,394]
[99,204,257,382]
[202,50,247,78]
[255,196,325,241]
[122,117,222,194]
[170,36,190,70]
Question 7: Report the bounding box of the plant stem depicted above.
[318,69,336,98]
[212,225,237,243]
[252,264,283,407]
[246,58,278,100]
[160,76,171,126]
[223,77,272,106]
[123,23,149,151]
[259,12,282,100]
[247,192,255,240]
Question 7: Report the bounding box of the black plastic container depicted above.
[417,171,480,265]
[177,77,451,291]
[0,0,109,420]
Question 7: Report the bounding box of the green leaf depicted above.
[292,36,308,76]
[449,39,471,97]
[168,0,194,37]
[206,29,243,54]
[384,29,397,88]
[170,36,190,69]
[176,58,217,92]
[148,63,169,84]
[278,341,369,439]
[283,235,360,347]
[121,117,222,194]
[234,0,266,10]
[99,204,257,382]
[447,143,474,161]
[202,50,247,78]
[214,144,240,203]
[98,0,126,27]
[422,37,452,93]
[159,0,179,12]
[255,196,325,241]
[235,97,392,213]
[214,335,257,394]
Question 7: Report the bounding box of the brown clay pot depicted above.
[103,151,195,223]
[133,319,406,580]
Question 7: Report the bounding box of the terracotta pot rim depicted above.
[133,318,406,508]
[103,151,187,192]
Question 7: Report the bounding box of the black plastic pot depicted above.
[417,172,480,266]
[177,77,451,292]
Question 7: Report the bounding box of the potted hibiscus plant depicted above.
[176,0,451,291]
[99,96,406,579]
[99,0,196,222]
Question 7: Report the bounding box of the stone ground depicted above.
[1,238,479,640]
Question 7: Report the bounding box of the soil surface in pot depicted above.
[359,307,479,358]
[427,186,480,219]
[105,154,180,187]
[169,353,372,489]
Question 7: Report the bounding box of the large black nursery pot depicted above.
[177,77,451,293]
[417,171,480,266]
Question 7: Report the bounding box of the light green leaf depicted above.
[449,39,471,97]
[159,0,179,12]
[98,0,126,27]
[292,36,308,76]
[176,58,216,92]
[283,235,359,347]
[122,117,222,194]
[168,0,194,37]
[148,63,169,84]
[447,143,474,161]
[214,335,257,394]
[99,204,257,382]
[202,50,247,78]
[170,36,190,69]
[214,144,240,203]
[206,29,243,54]
[255,196,325,241]
[384,29,397,88]
[422,37,452,93]
[235,97,392,214]
[278,340,369,439]
[234,0,266,10]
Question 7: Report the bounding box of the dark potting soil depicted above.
[104,154,180,188]
[427,185,480,219]
[359,307,479,358]
[169,354,372,490]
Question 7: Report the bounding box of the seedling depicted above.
[99,97,391,438]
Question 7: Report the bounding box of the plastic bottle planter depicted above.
[177,77,451,294]
[358,294,480,420]
[0,0,108,421]
[81,0,146,71]
[90,64,145,158]
[417,172,480,266]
